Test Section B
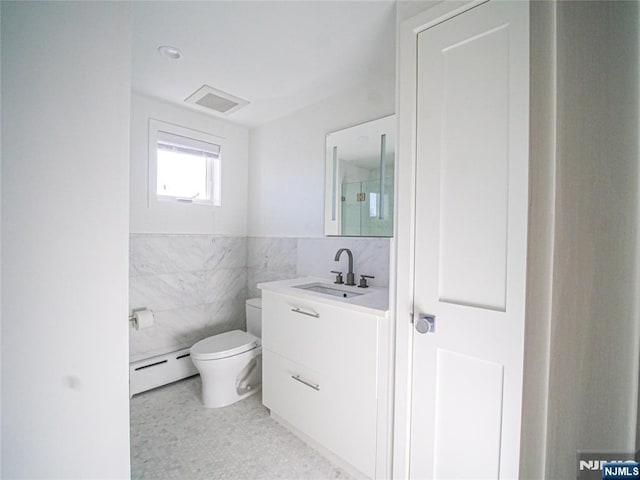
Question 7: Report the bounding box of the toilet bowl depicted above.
[190,298,262,408]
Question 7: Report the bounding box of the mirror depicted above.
[324,115,395,237]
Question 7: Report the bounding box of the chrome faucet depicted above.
[334,248,356,286]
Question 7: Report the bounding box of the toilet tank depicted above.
[246,297,262,338]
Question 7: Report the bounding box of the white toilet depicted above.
[190,298,262,408]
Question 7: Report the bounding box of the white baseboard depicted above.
[130,347,198,397]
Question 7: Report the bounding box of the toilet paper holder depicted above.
[129,309,154,330]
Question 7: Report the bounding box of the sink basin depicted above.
[294,282,363,299]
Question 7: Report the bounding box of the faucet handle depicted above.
[330,271,344,284]
[358,274,375,288]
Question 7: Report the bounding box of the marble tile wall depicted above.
[130,234,391,362]
[129,234,247,362]
[247,236,391,298]
[246,237,298,298]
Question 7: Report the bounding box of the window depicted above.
[149,119,222,206]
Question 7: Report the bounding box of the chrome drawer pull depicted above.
[291,307,320,318]
[291,374,320,391]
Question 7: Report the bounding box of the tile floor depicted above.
[130,375,354,480]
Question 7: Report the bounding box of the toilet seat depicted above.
[191,330,258,361]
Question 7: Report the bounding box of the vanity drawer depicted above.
[262,348,330,446]
[262,292,329,372]
[263,347,377,478]
[261,291,379,375]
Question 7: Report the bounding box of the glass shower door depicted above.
[341,181,362,236]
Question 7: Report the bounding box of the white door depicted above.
[410,2,529,479]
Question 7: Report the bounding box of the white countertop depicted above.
[257,277,390,317]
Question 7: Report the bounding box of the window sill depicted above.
[156,195,220,207]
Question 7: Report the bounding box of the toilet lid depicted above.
[190,330,258,361]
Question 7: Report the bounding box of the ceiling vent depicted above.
[185,85,249,115]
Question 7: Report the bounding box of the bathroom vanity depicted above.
[258,278,391,479]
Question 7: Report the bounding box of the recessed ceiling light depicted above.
[158,45,182,60]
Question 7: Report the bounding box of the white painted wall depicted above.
[130,93,249,235]
[1,3,131,478]
[0,5,3,473]
[519,2,556,478]
[396,0,441,24]
[546,2,640,477]
[248,75,395,237]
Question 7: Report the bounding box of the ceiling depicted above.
[131,1,397,128]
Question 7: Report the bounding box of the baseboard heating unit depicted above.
[129,347,198,396]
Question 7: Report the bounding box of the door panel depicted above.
[410,2,529,478]
[438,21,510,312]
[433,350,504,478]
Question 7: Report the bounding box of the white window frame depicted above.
[148,118,223,207]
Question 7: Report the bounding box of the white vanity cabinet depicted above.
[261,289,390,479]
